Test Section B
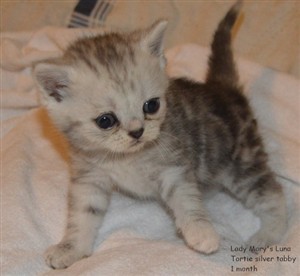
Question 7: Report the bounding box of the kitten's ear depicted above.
[34,63,71,103]
[140,20,168,65]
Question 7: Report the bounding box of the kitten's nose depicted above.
[128,128,144,139]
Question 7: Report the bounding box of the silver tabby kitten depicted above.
[34,1,286,269]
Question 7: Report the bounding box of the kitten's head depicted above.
[34,20,169,154]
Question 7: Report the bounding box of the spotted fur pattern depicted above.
[35,0,287,269]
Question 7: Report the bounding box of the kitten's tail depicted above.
[206,0,243,87]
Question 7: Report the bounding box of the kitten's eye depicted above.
[143,98,160,114]
[95,113,118,130]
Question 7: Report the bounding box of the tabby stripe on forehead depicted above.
[72,44,99,73]
[82,54,99,73]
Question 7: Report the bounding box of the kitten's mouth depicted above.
[130,140,142,147]
[128,139,145,151]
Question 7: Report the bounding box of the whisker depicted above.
[160,131,183,144]
[151,140,168,163]
[151,137,183,166]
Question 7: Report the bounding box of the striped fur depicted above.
[35,0,287,269]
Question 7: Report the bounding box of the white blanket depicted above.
[1,27,299,276]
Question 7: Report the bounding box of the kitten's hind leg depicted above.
[159,167,220,254]
[225,167,287,247]
[246,176,287,247]
[45,181,112,269]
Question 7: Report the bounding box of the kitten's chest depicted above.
[103,157,161,198]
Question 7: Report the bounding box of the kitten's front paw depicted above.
[45,242,89,269]
[182,221,220,254]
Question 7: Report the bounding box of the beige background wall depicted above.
[1,0,299,78]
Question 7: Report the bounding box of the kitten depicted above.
[34,0,287,269]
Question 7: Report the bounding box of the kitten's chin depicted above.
[125,140,147,153]
[114,139,152,154]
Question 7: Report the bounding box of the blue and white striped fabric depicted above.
[68,0,115,28]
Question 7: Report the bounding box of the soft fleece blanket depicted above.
[1,27,299,276]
